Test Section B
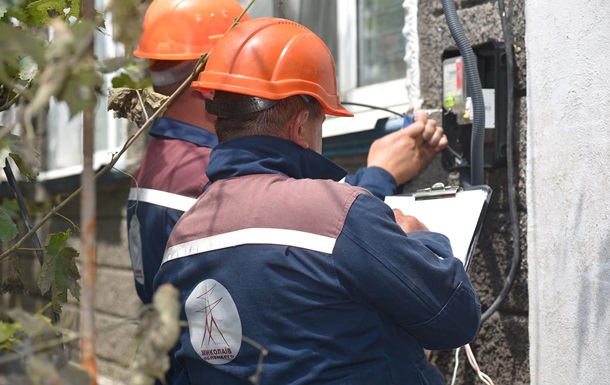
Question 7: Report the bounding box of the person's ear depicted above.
[289,108,310,149]
[198,90,214,101]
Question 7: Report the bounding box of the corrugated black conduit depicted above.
[440,0,485,186]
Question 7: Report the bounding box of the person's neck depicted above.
[162,88,216,135]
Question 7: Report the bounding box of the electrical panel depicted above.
[441,40,508,172]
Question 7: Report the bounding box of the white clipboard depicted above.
[384,183,492,270]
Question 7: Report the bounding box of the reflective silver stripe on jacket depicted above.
[162,228,336,265]
[128,188,197,212]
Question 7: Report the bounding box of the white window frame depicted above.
[40,0,128,181]
[323,0,416,138]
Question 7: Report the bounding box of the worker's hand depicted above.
[418,113,448,153]
[367,113,448,185]
[393,209,429,233]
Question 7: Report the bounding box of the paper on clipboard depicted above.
[384,184,492,269]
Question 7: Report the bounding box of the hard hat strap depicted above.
[206,93,279,118]
[150,60,199,87]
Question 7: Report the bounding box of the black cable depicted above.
[440,0,486,186]
[3,163,63,333]
[481,0,520,323]
[3,163,45,266]
[340,101,404,117]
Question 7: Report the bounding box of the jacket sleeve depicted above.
[332,193,481,350]
[344,166,398,200]
[127,202,184,304]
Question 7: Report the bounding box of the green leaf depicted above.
[0,24,47,67]
[39,230,81,314]
[70,19,97,53]
[99,56,131,74]
[0,320,23,351]
[19,56,38,81]
[3,2,28,25]
[25,20,102,118]
[49,21,102,117]
[0,134,40,182]
[0,266,25,295]
[58,61,103,118]
[65,0,80,19]
[111,72,137,89]
[9,153,38,182]
[0,199,20,221]
[111,72,152,89]
[6,309,55,340]
[23,20,74,115]
[26,0,70,27]
[105,0,146,50]
[0,209,18,242]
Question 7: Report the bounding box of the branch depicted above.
[0,53,209,263]
[0,78,35,113]
[135,89,149,121]
[230,0,257,29]
[0,0,255,262]
[0,312,145,367]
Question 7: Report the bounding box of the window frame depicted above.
[324,0,411,138]
[40,2,128,181]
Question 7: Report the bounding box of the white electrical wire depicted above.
[450,347,461,385]
[464,344,496,385]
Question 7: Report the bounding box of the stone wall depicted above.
[417,0,529,383]
[1,175,137,384]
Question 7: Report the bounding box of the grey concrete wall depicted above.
[526,0,610,383]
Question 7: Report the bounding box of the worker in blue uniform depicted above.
[127,0,447,306]
[153,17,480,385]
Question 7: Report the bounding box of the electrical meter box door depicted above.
[441,40,509,172]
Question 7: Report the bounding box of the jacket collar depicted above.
[206,136,347,183]
[149,117,218,148]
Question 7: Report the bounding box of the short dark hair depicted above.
[213,92,324,142]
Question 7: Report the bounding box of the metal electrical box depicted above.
[441,40,508,172]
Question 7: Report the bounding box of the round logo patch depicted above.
[185,279,242,364]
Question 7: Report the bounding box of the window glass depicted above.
[281,0,338,63]
[357,0,406,87]
[45,1,127,176]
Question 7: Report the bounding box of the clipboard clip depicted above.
[414,183,461,200]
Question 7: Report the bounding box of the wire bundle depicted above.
[450,344,496,385]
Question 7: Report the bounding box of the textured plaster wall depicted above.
[526,0,610,383]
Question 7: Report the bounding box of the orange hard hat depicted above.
[192,17,353,117]
[134,0,250,60]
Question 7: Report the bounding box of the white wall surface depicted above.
[526,0,610,383]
